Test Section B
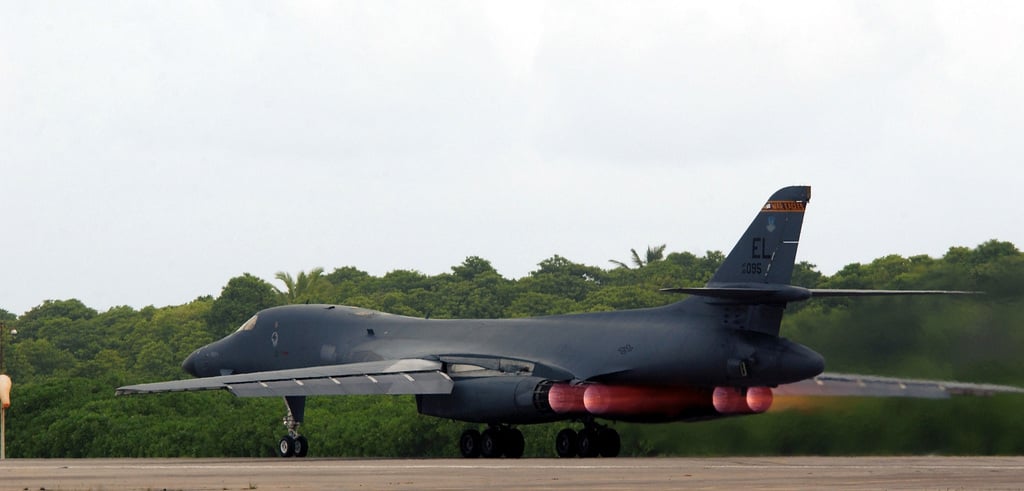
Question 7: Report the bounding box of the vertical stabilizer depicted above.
[709,186,811,286]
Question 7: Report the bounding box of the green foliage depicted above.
[3,243,1024,457]
[207,274,283,338]
[522,255,605,303]
[274,268,328,304]
[0,308,16,322]
[609,244,668,269]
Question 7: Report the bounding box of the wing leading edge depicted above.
[775,372,1024,399]
[115,358,454,398]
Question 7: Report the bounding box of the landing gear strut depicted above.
[278,396,309,458]
[555,421,619,458]
[459,425,525,458]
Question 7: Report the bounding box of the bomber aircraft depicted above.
[117,186,1023,458]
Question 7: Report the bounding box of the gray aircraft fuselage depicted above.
[184,297,824,423]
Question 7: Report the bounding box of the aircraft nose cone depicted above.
[182,348,202,377]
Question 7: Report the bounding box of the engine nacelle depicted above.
[416,377,563,424]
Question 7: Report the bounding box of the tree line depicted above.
[1,240,1022,457]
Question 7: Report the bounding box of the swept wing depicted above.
[116,359,453,397]
[776,372,1024,399]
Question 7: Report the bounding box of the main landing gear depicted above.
[459,425,525,458]
[458,421,620,458]
[555,422,620,458]
[278,396,309,458]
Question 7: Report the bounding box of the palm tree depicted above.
[609,244,667,269]
[274,267,325,303]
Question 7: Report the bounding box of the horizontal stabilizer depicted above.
[115,358,454,398]
[806,289,982,297]
[661,285,812,303]
[662,285,981,304]
[775,372,1024,399]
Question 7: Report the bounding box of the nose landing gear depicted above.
[278,396,309,458]
[279,433,308,458]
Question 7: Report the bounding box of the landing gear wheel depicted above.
[598,428,620,457]
[555,428,578,458]
[278,435,296,457]
[279,396,306,458]
[459,429,481,458]
[294,435,309,458]
[577,428,600,458]
[503,428,525,459]
[480,428,503,458]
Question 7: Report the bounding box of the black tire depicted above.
[278,436,295,458]
[294,435,309,458]
[599,428,620,458]
[555,428,578,458]
[480,428,503,458]
[459,429,481,458]
[503,428,525,459]
[577,428,600,458]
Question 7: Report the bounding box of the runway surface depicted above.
[2,457,1023,490]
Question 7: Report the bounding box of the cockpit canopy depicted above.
[235,314,258,333]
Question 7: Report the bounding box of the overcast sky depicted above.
[2,1,1022,316]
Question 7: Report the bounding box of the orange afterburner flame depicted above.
[547,382,587,414]
[712,386,774,414]
[548,383,777,418]
[582,384,710,418]
[745,386,773,413]
[769,395,843,412]
[712,386,747,413]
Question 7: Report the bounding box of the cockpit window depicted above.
[235,314,258,333]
